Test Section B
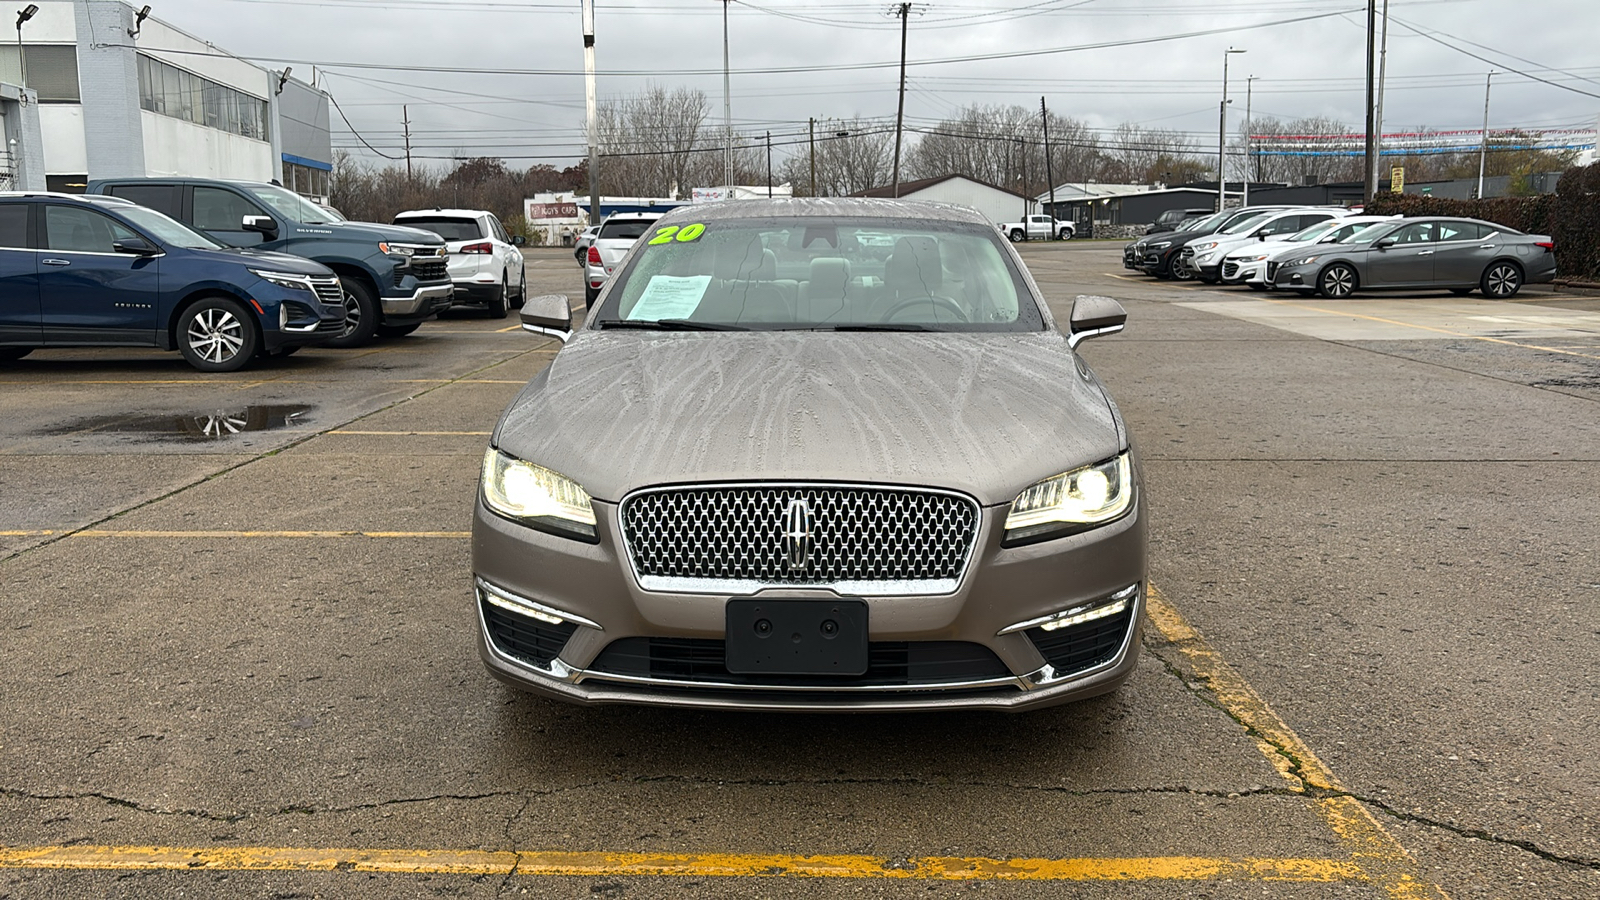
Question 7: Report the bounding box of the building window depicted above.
[281,160,330,201]
[136,54,268,141]
[0,45,82,102]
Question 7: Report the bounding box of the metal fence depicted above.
[0,150,14,191]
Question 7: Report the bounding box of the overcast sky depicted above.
[152,0,1600,169]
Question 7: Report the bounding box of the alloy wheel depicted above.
[338,289,363,338]
[1320,265,1355,299]
[186,308,245,364]
[1486,264,1520,297]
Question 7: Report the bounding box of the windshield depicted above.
[1330,222,1392,244]
[597,216,1044,332]
[116,206,225,250]
[1221,213,1273,235]
[243,184,337,225]
[395,216,483,242]
[1185,211,1230,233]
[1286,220,1344,243]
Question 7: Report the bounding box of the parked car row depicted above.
[0,183,532,372]
[1124,206,1556,299]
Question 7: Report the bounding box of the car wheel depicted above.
[584,284,600,308]
[0,348,32,363]
[326,277,380,348]
[1449,287,1474,296]
[487,278,510,319]
[177,297,258,372]
[513,266,527,308]
[1058,228,1072,241]
[1481,262,1522,298]
[377,323,421,338]
[1170,258,1195,281]
[1009,229,1025,243]
[1317,263,1358,299]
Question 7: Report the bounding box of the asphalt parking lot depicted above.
[2,243,1596,899]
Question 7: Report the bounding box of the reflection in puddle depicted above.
[49,405,314,441]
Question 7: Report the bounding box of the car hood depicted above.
[321,221,447,245]
[1224,238,1303,260]
[493,330,1123,506]
[193,247,334,276]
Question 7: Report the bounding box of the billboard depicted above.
[526,200,580,221]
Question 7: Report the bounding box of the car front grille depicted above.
[1026,603,1134,678]
[309,276,344,308]
[620,484,979,596]
[482,599,578,668]
[1266,261,1281,281]
[1221,261,1240,279]
[588,637,1011,688]
[410,257,449,282]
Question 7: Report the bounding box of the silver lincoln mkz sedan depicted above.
[472,198,1145,712]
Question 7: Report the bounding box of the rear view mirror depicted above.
[520,294,573,343]
[242,215,278,237]
[1067,295,1127,349]
[112,237,159,256]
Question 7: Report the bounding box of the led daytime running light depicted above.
[1005,453,1133,533]
[481,449,596,532]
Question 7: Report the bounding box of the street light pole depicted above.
[1243,75,1254,207]
[1217,47,1245,212]
[581,0,599,227]
[808,117,816,197]
[1478,71,1495,200]
[722,0,731,191]
[891,2,910,198]
[1362,0,1377,203]
[1374,0,1390,192]
[15,4,39,91]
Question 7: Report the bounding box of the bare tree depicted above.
[1239,116,1365,185]
[904,104,1104,196]
[1100,123,1206,184]
[779,117,895,196]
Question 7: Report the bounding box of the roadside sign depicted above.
[1390,166,1405,193]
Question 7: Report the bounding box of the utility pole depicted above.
[402,105,413,181]
[722,0,732,191]
[1218,47,1244,211]
[1374,0,1390,192]
[1478,71,1495,200]
[891,2,910,197]
[1243,76,1254,207]
[1363,0,1377,203]
[1041,96,1055,237]
[808,117,816,197]
[582,0,599,227]
[765,130,772,199]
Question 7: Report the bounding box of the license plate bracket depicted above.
[725,599,869,676]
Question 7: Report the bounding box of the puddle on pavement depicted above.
[45,405,315,441]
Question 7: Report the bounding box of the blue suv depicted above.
[0,192,345,372]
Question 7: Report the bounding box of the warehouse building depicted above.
[0,0,330,199]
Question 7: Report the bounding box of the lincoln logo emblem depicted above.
[781,498,815,571]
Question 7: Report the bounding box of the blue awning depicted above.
[281,153,333,171]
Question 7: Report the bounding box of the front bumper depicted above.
[1221,258,1267,284]
[451,281,505,306]
[380,282,455,320]
[1272,261,1321,291]
[471,489,1147,712]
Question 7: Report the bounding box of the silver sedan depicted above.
[1269,217,1557,299]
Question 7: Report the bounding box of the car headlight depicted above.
[1241,254,1270,262]
[1291,255,1321,266]
[1191,241,1219,252]
[378,242,414,256]
[1004,452,1133,545]
[481,448,598,541]
[249,269,315,292]
[1147,241,1170,251]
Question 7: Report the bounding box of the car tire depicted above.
[584,284,600,308]
[377,323,421,338]
[327,277,380,348]
[177,296,258,372]
[1009,229,1025,243]
[1449,287,1474,296]
[1481,262,1522,299]
[486,279,509,319]
[513,266,527,308]
[1317,263,1358,299]
[1058,228,1072,241]
[0,348,32,363]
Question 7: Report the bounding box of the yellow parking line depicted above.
[1260,297,1600,362]
[0,846,1364,882]
[0,530,54,536]
[69,530,469,539]
[1145,586,1450,900]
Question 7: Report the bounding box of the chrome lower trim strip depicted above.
[571,668,1029,694]
[997,584,1139,635]
[382,283,455,316]
[634,574,961,598]
[475,577,603,631]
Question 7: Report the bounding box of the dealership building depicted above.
[0,0,330,200]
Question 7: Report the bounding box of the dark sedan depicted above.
[473,198,1146,712]
[1270,217,1556,299]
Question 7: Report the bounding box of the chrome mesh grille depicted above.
[621,484,979,596]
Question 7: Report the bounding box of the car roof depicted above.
[93,177,277,188]
[0,191,133,204]
[650,197,997,227]
[394,209,488,219]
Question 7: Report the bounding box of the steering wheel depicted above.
[879,295,970,324]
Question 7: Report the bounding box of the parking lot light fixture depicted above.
[1218,47,1245,212]
[15,4,39,90]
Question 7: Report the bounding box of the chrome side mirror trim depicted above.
[520,293,574,343]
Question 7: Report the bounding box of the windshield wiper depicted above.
[598,319,748,331]
[821,323,940,332]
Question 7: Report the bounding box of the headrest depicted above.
[808,257,851,296]
[886,236,941,291]
[753,248,778,281]
[787,226,838,251]
[713,236,767,280]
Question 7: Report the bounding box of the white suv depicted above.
[393,209,527,318]
[1183,208,1350,283]
[583,213,662,307]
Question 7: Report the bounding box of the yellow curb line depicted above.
[0,847,1365,882]
[326,431,492,436]
[68,530,470,539]
[1145,585,1450,900]
[1260,297,1600,362]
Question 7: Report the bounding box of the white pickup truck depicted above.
[997,214,1075,242]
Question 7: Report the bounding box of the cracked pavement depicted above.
[1,246,1596,898]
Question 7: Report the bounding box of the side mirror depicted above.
[511,235,527,247]
[242,215,279,237]
[1255,228,1270,240]
[112,237,160,256]
[1374,238,1395,250]
[1067,295,1127,349]
[520,293,573,343]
